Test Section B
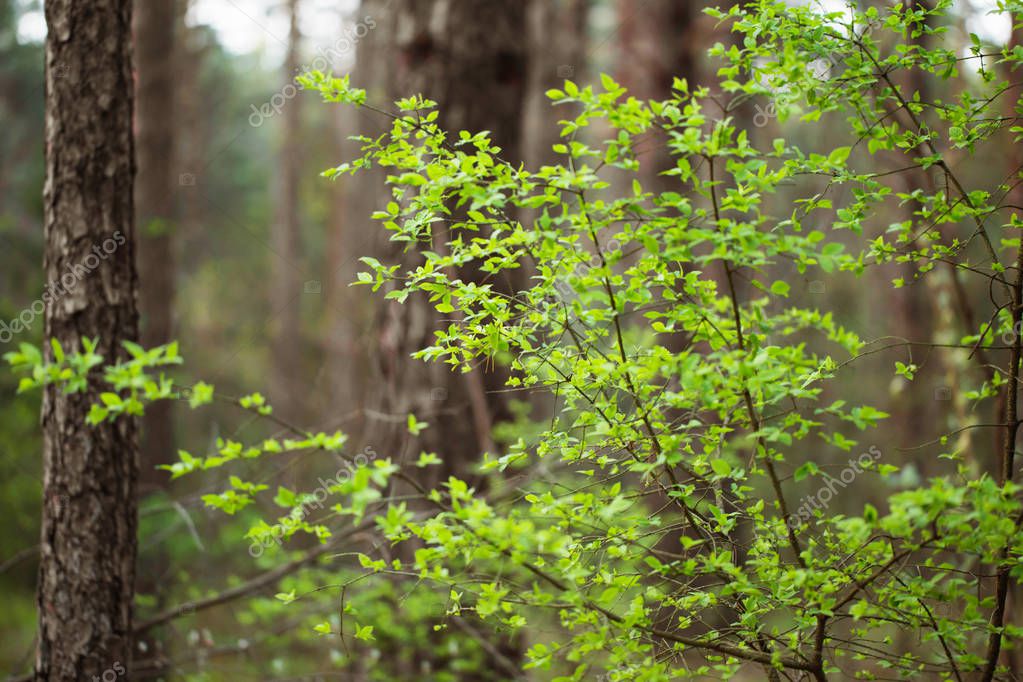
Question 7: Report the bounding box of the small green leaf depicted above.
[710,459,732,477]
[275,590,297,604]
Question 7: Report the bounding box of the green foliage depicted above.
[10,1,1023,678]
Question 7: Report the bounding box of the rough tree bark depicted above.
[135,0,176,491]
[37,1,139,680]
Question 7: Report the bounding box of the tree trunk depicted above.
[382,0,527,482]
[394,0,527,162]
[270,0,305,424]
[132,1,179,667]
[1000,11,1023,676]
[327,0,395,448]
[319,10,361,428]
[135,0,176,492]
[350,1,529,676]
[37,1,139,680]
[523,0,588,174]
[616,0,702,188]
[887,0,936,460]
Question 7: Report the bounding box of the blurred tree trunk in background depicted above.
[270,0,305,423]
[616,0,699,96]
[1002,14,1023,676]
[176,0,205,253]
[614,2,706,338]
[394,0,526,160]
[325,0,394,439]
[320,11,362,429]
[320,84,352,423]
[616,0,700,189]
[891,0,935,445]
[335,1,529,676]
[518,0,589,430]
[133,1,180,666]
[368,0,527,482]
[37,0,139,679]
[523,0,588,172]
[135,0,176,492]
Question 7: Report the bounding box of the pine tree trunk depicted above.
[327,0,394,444]
[616,0,700,188]
[523,0,588,173]
[349,1,529,675]
[135,0,176,491]
[37,1,139,679]
[394,0,526,160]
[383,0,527,480]
[1001,11,1023,676]
[270,0,305,423]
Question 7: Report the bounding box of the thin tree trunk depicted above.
[327,0,395,454]
[132,0,179,667]
[320,10,360,427]
[616,0,700,188]
[38,1,139,680]
[523,0,588,174]
[135,0,176,492]
[270,0,304,423]
[176,0,205,252]
[888,0,937,461]
[998,11,1023,676]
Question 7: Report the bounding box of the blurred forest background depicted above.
[0,0,1017,679]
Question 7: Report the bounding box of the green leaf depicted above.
[50,338,64,363]
[99,392,122,407]
[828,146,851,165]
[710,459,732,477]
[794,462,820,482]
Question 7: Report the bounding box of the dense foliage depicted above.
[9,0,1023,679]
